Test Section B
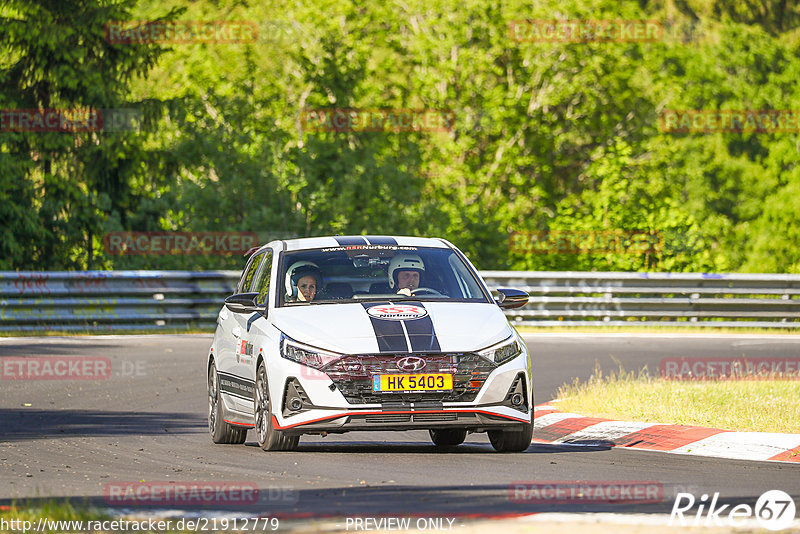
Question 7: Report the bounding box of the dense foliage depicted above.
[1,0,799,272]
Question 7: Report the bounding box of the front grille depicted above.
[364,414,411,424]
[322,352,496,404]
[346,412,481,426]
[412,413,458,422]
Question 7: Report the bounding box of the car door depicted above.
[217,250,265,411]
[238,250,275,392]
[228,248,274,413]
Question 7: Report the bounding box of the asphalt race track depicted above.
[1,333,799,521]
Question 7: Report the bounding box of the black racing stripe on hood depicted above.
[334,236,368,246]
[363,236,397,245]
[361,301,441,353]
[404,308,441,352]
[361,303,409,352]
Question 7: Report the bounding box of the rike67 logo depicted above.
[670,490,797,530]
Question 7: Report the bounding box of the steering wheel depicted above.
[411,287,443,296]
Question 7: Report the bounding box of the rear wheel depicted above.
[488,422,533,452]
[255,362,299,451]
[429,428,467,447]
[208,362,247,444]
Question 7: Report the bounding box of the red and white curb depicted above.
[532,404,800,463]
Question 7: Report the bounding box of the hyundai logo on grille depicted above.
[397,356,426,372]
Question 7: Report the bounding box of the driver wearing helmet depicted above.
[388,254,424,296]
[285,261,323,302]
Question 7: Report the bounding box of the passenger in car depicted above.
[296,274,318,302]
[285,262,323,302]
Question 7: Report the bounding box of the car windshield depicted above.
[278,245,490,306]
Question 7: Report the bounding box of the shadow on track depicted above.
[0,343,120,356]
[1,484,752,517]
[241,440,612,454]
[0,409,206,441]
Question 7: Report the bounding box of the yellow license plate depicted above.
[372,374,453,392]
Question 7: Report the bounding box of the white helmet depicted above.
[388,254,425,289]
[285,261,322,299]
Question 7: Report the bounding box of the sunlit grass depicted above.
[517,325,799,335]
[0,499,109,526]
[556,365,800,433]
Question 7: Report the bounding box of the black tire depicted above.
[429,428,467,447]
[488,422,533,452]
[255,362,299,451]
[208,362,247,444]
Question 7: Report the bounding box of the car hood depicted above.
[270,301,513,354]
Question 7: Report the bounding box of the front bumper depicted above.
[274,407,530,435]
[269,349,533,435]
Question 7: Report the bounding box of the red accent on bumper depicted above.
[272,409,529,430]
[225,419,255,428]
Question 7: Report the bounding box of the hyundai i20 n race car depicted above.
[207,236,532,452]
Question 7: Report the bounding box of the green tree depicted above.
[0,0,178,269]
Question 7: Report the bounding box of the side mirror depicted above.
[225,292,260,313]
[495,288,529,309]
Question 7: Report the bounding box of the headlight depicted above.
[280,334,343,369]
[478,336,522,365]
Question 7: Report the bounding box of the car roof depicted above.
[264,235,451,253]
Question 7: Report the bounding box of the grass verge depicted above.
[0,500,204,533]
[0,500,111,530]
[516,325,800,335]
[555,366,800,433]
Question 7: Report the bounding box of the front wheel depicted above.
[488,423,533,452]
[208,362,247,444]
[429,429,467,447]
[254,362,299,451]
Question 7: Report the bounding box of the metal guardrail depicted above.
[484,271,800,328]
[1,271,799,331]
[0,271,235,332]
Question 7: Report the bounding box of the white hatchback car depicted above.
[207,236,532,452]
